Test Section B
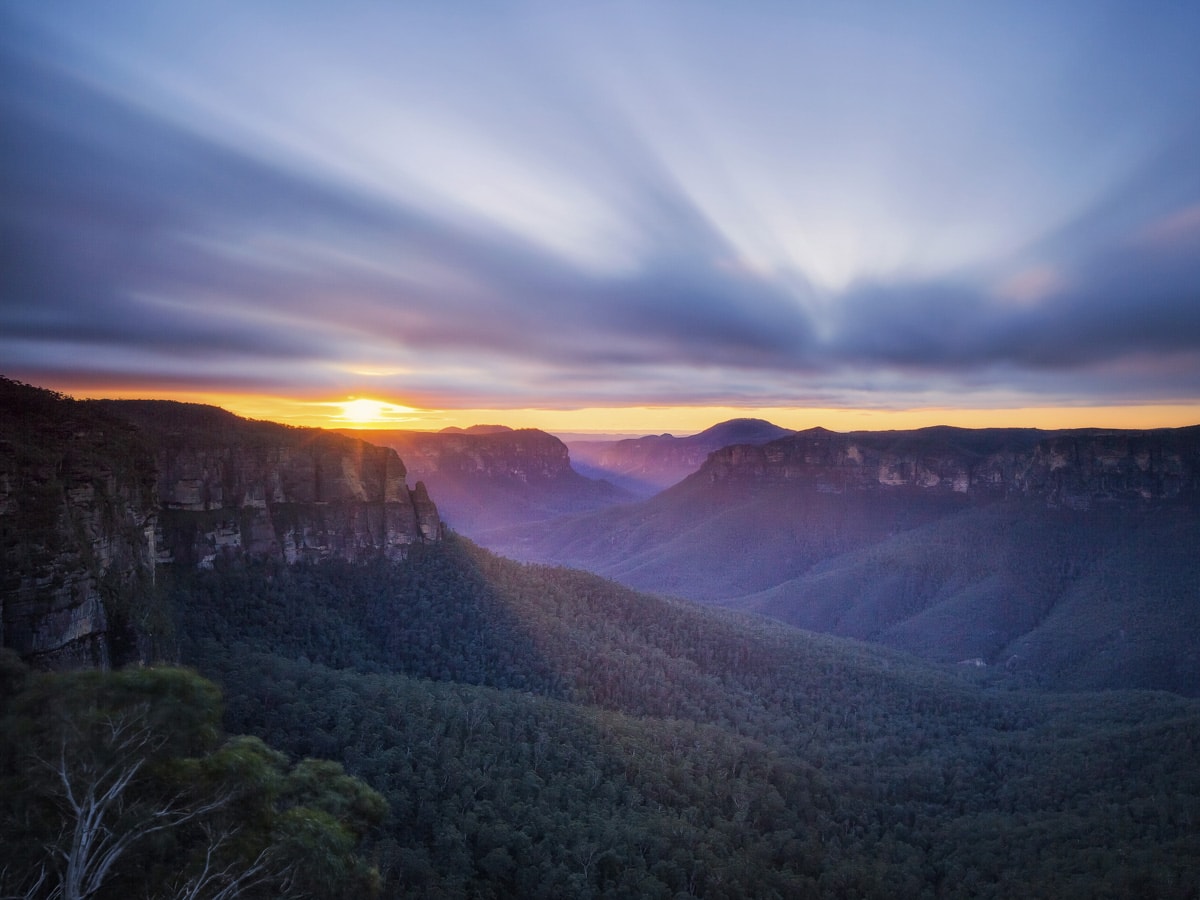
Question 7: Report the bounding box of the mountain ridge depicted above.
[5,379,1200,893]
[487,423,1200,693]
[567,417,794,496]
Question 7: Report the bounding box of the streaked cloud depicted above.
[2,1,1199,418]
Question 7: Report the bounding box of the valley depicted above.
[7,5,1200,898]
[566,418,795,497]
[3,377,1200,898]
[492,424,1200,696]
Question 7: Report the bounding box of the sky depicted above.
[2,1,1200,435]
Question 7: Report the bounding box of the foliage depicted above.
[0,660,383,900]
[163,536,1200,898]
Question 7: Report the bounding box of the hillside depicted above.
[167,536,1200,898]
[0,380,160,668]
[568,418,794,496]
[342,427,631,536]
[488,425,1200,694]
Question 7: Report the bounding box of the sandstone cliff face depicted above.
[1,381,159,668]
[1,383,441,669]
[101,401,442,567]
[701,426,1200,505]
[376,428,578,484]
[1014,431,1197,507]
[340,427,630,536]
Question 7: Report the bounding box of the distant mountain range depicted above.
[567,417,794,496]
[488,424,1200,694]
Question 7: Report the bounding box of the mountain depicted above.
[489,425,1200,694]
[1,379,440,668]
[342,427,632,536]
[567,417,794,496]
[439,424,513,435]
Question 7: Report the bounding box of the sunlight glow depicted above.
[336,397,417,426]
[50,383,1199,436]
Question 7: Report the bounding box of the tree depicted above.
[39,707,231,900]
[0,665,383,900]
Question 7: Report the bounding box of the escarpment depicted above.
[701,425,1200,505]
[0,381,159,668]
[343,426,631,535]
[1,380,440,668]
[111,401,442,567]
[568,418,795,496]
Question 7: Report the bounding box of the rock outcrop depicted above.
[342,427,630,535]
[389,427,577,484]
[1,380,440,668]
[1,381,160,668]
[96,400,442,567]
[487,422,1200,693]
[702,425,1200,505]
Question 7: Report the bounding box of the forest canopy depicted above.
[140,537,1200,898]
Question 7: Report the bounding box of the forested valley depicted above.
[20,535,1192,898]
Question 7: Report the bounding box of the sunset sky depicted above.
[3,2,1200,435]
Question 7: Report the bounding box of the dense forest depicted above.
[75,535,1200,898]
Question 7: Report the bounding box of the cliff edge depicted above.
[0,380,440,668]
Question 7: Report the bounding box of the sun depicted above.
[337,398,411,425]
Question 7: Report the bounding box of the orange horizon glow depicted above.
[44,382,1200,437]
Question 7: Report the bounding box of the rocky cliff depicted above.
[1,380,440,668]
[105,401,442,567]
[702,425,1200,506]
[383,427,578,484]
[0,380,159,668]
[486,422,1200,693]
[342,427,630,535]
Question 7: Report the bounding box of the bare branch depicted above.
[29,707,233,900]
[168,826,281,900]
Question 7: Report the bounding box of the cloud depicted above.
[0,43,815,387]
[2,3,1200,415]
[823,116,1200,379]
